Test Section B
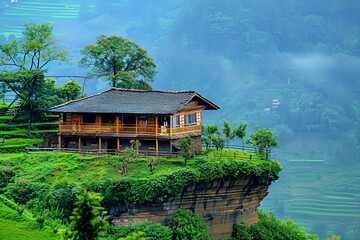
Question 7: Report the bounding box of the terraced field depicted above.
[0,103,58,151]
[261,158,360,239]
[0,0,81,39]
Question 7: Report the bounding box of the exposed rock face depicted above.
[112,175,271,239]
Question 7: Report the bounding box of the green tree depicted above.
[232,122,247,148]
[63,190,108,240]
[31,78,64,120]
[211,129,226,152]
[222,119,233,148]
[245,126,278,160]
[79,35,156,89]
[178,137,195,166]
[0,22,69,136]
[61,80,82,101]
[168,209,210,240]
[202,124,219,150]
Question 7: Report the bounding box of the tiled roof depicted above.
[49,88,219,114]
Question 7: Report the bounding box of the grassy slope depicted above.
[0,202,55,240]
[1,149,278,184]
[0,150,280,240]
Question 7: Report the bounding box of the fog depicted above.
[1,0,359,239]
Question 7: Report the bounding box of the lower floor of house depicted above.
[58,135,202,155]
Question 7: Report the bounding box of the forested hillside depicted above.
[1,0,359,239]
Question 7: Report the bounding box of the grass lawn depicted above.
[0,202,55,240]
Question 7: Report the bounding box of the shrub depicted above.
[0,166,16,193]
[5,180,50,205]
[108,222,172,240]
[46,181,81,219]
[232,210,319,240]
[168,209,211,240]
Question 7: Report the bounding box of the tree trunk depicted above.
[27,100,32,137]
[27,109,31,137]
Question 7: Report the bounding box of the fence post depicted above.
[249,154,252,160]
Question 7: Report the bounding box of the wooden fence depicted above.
[26,147,181,158]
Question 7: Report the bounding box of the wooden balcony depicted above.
[58,123,201,136]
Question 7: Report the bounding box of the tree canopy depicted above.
[79,35,156,89]
[245,126,278,159]
[0,22,69,136]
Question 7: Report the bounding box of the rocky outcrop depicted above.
[111,174,272,239]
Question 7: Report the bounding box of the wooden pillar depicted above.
[116,116,119,133]
[78,137,81,151]
[117,138,120,151]
[169,116,173,136]
[136,138,139,154]
[58,135,62,150]
[155,116,158,135]
[155,139,159,156]
[98,115,101,133]
[99,137,102,153]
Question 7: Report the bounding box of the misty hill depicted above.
[1,0,359,239]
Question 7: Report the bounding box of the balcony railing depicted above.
[59,123,201,136]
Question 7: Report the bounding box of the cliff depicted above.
[112,174,272,239]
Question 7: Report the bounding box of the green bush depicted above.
[46,181,81,219]
[5,180,50,205]
[232,210,319,240]
[0,166,16,193]
[168,209,211,240]
[107,222,173,240]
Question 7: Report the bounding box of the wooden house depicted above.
[49,88,219,154]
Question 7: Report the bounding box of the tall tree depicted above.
[232,122,247,148]
[222,119,233,148]
[0,22,69,136]
[79,35,156,89]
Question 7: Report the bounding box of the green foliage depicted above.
[119,231,146,240]
[222,119,233,147]
[108,222,172,240]
[60,80,82,101]
[5,180,50,205]
[79,35,156,88]
[178,137,195,165]
[326,232,341,240]
[147,157,159,173]
[0,199,56,240]
[0,22,69,136]
[46,181,81,219]
[245,126,278,159]
[232,210,319,240]
[168,209,211,240]
[202,124,219,150]
[232,122,247,146]
[0,166,15,193]
[63,190,108,240]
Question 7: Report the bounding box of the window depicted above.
[185,113,196,125]
[172,116,179,128]
[102,114,115,124]
[139,116,148,126]
[83,114,96,123]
